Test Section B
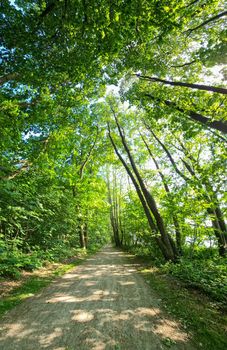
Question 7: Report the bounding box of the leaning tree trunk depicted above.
[138,75,227,94]
[147,128,226,256]
[176,141,227,257]
[113,116,178,260]
[144,94,227,134]
[108,120,178,261]
[141,133,183,255]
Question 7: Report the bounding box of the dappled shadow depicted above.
[0,246,194,350]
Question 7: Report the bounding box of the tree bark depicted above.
[144,94,227,134]
[84,221,88,248]
[107,169,121,247]
[79,222,86,249]
[108,124,175,260]
[168,138,227,256]
[138,75,227,95]
[108,118,178,261]
[141,133,182,255]
[186,10,227,34]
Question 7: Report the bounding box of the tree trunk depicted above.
[144,94,227,134]
[79,223,86,249]
[108,121,178,261]
[138,75,227,95]
[149,131,226,256]
[207,207,226,256]
[107,169,121,247]
[141,134,183,255]
[185,10,227,34]
[84,221,88,248]
[207,196,227,256]
[176,143,227,256]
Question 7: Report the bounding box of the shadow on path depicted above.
[0,246,195,350]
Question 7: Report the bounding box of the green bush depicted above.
[162,257,227,303]
[0,239,81,278]
[0,247,43,278]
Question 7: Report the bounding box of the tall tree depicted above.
[140,133,182,254]
[107,104,178,261]
[144,124,226,256]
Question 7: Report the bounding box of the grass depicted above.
[0,276,53,317]
[139,266,227,350]
[0,249,96,318]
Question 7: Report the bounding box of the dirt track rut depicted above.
[0,246,195,350]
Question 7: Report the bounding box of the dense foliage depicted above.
[0,1,226,297]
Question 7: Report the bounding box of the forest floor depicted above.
[0,253,87,298]
[0,246,225,350]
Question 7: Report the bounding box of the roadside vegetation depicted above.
[0,2,226,344]
[129,245,227,304]
[0,246,100,318]
[140,265,227,350]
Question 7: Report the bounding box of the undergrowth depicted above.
[140,267,227,350]
[127,245,227,304]
[125,245,227,350]
[161,257,227,303]
[0,238,102,279]
[0,244,101,318]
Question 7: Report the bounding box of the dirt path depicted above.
[0,246,195,350]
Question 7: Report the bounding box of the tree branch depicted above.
[170,60,196,68]
[143,121,191,182]
[39,1,56,18]
[144,93,227,134]
[0,162,31,180]
[137,74,227,95]
[186,10,227,34]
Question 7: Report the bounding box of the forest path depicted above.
[0,246,195,350]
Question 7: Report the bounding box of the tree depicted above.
[106,102,178,261]
[137,75,227,95]
[1,0,226,275]
[140,133,183,255]
[143,122,226,256]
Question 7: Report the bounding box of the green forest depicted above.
[0,0,226,311]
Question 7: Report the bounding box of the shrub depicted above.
[162,257,227,303]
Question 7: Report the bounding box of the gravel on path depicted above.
[0,246,195,350]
